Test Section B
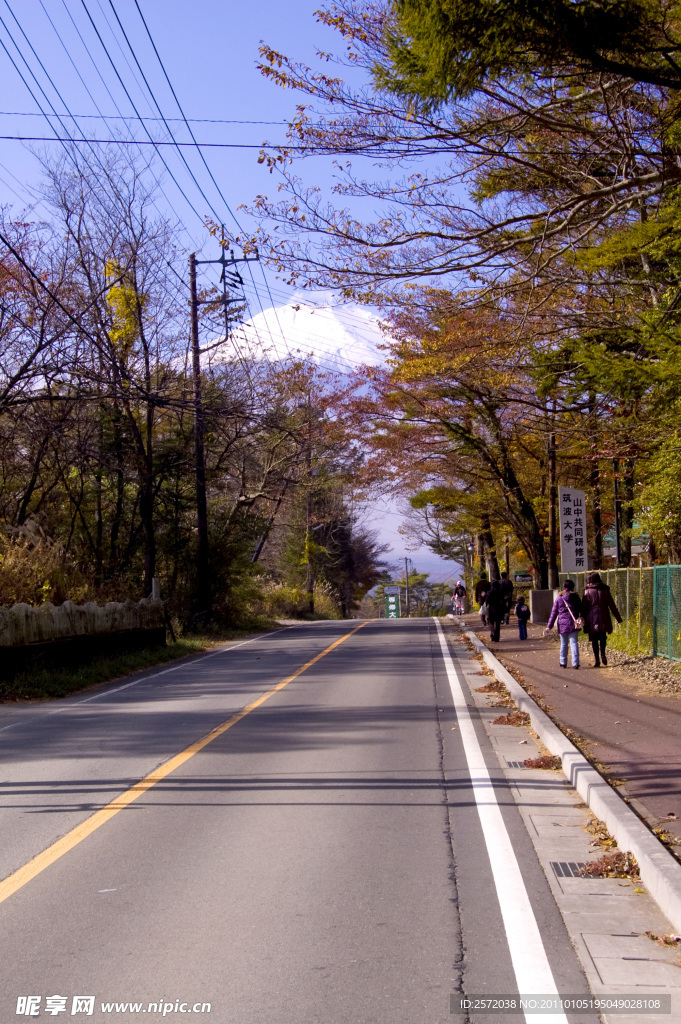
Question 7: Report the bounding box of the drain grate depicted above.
[551,861,587,878]
[506,760,528,768]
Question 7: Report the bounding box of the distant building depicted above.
[602,527,650,567]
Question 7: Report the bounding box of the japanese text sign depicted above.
[558,486,588,572]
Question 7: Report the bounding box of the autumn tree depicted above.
[382,0,681,103]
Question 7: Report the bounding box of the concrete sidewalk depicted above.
[461,614,681,843]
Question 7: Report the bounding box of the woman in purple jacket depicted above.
[546,580,582,669]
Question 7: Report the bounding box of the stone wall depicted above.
[0,597,164,648]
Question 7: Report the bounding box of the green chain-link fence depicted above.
[558,567,681,660]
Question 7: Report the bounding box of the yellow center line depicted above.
[0,621,367,907]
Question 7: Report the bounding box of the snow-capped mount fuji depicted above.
[215,294,385,374]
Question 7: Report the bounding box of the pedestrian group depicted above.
[545,572,622,669]
[472,569,623,669]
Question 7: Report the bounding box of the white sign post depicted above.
[558,486,588,572]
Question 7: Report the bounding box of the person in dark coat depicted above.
[515,594,531,640]
[546,580,582,668]
[475,573,491,624]
[581,572,622,667]
[486,579,506,642]
[500,571,514,624]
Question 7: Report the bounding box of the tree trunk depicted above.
[476,533,485,574]
[480,514,500,580]
[547,430,559,587]
[16,435,50,525]
[94,417,104,589]
[621,458,636,567]
[529,545,550,590]
[140,465,155,597]
[590,461,603,569]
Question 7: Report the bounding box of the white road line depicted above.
[433,617,569,1024]
[0,626,291,735]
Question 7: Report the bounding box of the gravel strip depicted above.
[575,639,681,694]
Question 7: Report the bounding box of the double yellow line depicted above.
[0,621,366,907]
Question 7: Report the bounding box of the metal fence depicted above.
[558,566,681,661]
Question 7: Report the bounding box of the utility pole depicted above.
[547,429,558,587]
[189,252,209,620]
[188,234,258,619]
[306,406,314,615]
[404,557,411,617]
[613,458,622,567]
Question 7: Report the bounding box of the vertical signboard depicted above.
[385,593,401,618]
[558,486,588,572]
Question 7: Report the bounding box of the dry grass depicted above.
[476,680,505,693]
[490,694,516,707]
[254,579,340,620]
[523,754,562,770]
[0,524,91,606]
[651,824,681,849]
[578,851,639,878]
[493,711,531,727]
[585,816,618,849]
[646,931,681,946]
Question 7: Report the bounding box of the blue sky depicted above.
[0,1,321,247]
[0,0,462,583]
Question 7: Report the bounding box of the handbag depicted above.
[562,597,584,631]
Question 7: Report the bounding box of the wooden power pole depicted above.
[188,239,259,620]
[189,252,210,620]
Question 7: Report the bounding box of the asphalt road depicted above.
[0,619,595,1023]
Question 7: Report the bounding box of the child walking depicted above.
[515,594,530,640]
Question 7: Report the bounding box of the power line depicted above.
[78,0,207,224]
[1,0,155,228]
[0,133,296,148]
[0,7,191,369]
[2,1,176,235]
[128,0,292,365]
[93,0,153,111]
[111,2,287,372]
[0,109,291,125]
[0,10,91,172]
[108,0,233,230]
[0,3,280,380]
[100,1,278,372]
[130,0,242,228]
[0,1,194,299]
[52,0,204,253]
[0,5,269,396]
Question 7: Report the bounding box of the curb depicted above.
[460,624,681,935]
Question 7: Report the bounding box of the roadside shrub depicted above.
[254,578,341,619]
[0,522,90,606]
